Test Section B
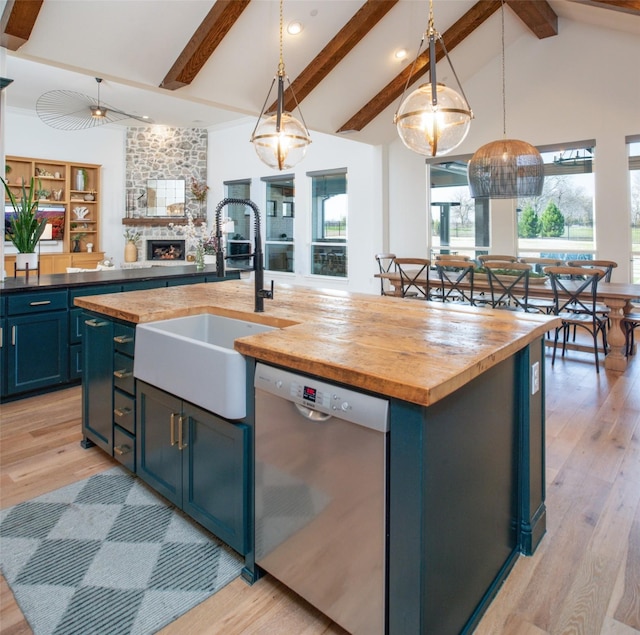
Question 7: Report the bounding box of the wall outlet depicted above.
[531,361,540,395]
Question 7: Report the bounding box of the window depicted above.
[224,180,251,268]
[629,137,640,283]
[429,161,489,259]
[517,142,595,260]
[264,177,294,273]
[309,170,348,277]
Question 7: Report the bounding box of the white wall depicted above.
[208,120,384,293]
[386,18,640,282]
[4,109,126,263]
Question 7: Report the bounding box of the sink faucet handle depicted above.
[259,279,274,300]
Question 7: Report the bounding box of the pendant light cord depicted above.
[278,0,285,77]
[501,0,507,138]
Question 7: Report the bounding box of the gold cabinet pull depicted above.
[114,407,132,418]
[113,369,132,379]
[170,413,177,446]
[85,318,108,328]
[29,300,51,306]
[114,444,131,456]
[113,335,134,344]
[11,326,16,346]
[178,415,187,451]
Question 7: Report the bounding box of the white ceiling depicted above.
[3,0,640,146]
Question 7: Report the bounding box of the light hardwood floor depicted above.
[1,349,639,635]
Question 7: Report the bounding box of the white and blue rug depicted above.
[0,467,243,635]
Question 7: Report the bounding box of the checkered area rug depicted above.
[0,467,243,635]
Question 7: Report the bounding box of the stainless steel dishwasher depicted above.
[254,363,389,635]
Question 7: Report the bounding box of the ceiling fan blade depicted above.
[36,89,152,130]
[106,105,154,124]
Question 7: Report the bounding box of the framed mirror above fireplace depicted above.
[146,179,186,217]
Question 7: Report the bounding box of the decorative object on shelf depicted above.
[4,164,11,182]
[76,168,87,191]
[250,0,311,170]
[190,178,209,217]
[73,206,89,219]
[36,77,154,130]
[467,1,543,199]
[1,176,47,267]
[124,229,141,263]
[38,189,50,200]
[84,191,96,201]
[86,242,94,253]
[52,188,63,201]
[393,0,473,157]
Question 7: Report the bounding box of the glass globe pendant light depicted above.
[394,0,473,157]
[250,0,311,171]
[467,1,544,199]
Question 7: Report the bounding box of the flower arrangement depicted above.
[202,234,221,255]
[124,229,141,244]
[190,178,209,203]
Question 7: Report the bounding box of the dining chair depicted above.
[485,262,533,311]
[478,254,518,266]
[434,254,471,262]
[624,309,640,357]
[434,260,476,304]
[545,266,608,373]
[518,257,564,314]
[567,259,617,282]
[374,253,398,296]
[394,258,430,299]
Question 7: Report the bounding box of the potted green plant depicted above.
[2,176,47,270]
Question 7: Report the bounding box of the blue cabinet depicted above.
[5,290,69,397]
[137,381,249,554]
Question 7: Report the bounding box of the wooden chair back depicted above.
[435,260,475,304]
[518,257,563,274]
[434,254,471,262]
[566,259,617,282]
[394,258,430,299]
[375,253,397,296]
[544,266,605,314]
[478,254,517,265]
[485,262,532,310]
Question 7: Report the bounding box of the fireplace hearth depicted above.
[147,239,186,261]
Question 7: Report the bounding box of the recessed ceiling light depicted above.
[287,21,303,35]
[394,48,408,61]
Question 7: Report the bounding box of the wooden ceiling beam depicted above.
[567,0,640,16]
[337,0,501,134]
[505,0,558,39]
[269,0,399,114]
[160,0,251,91]
[0,0,44,51]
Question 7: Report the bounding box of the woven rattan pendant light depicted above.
[468,1,544,199]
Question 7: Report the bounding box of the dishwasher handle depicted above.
[294,403,332,422]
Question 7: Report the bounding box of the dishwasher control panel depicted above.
[255,363,389,432]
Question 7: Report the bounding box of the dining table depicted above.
[376,270,640,372]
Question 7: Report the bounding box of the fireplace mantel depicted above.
[122,217,206,227]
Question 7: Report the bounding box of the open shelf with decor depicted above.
[4,156,103,274]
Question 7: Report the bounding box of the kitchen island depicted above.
[75,279,559,635]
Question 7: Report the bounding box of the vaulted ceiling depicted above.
[2,0,639,146]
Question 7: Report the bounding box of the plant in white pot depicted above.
[2,176,47,271]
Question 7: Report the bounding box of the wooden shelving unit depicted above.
[4,156,104,274]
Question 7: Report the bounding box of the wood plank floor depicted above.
[1,348,639,634]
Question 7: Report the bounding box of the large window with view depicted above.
[517,142,595,261]
[224,180,252,269]
[629,138,640,283]
[263,177,294,273]
[309,170,347,277]
[429,161,490,259]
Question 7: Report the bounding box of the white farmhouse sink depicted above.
[134,314,274,419]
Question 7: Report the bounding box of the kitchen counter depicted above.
[74,278,558,406]
[0,263,230,294]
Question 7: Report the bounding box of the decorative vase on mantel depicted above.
[124,241,138,263]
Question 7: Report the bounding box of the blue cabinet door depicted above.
[136,382,182,506]
[6,311,69,395]
[82,313,114,453]
[182,403,249,554]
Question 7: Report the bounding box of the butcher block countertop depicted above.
[74,279,559,406]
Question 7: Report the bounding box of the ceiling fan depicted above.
[36,77,153,131]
